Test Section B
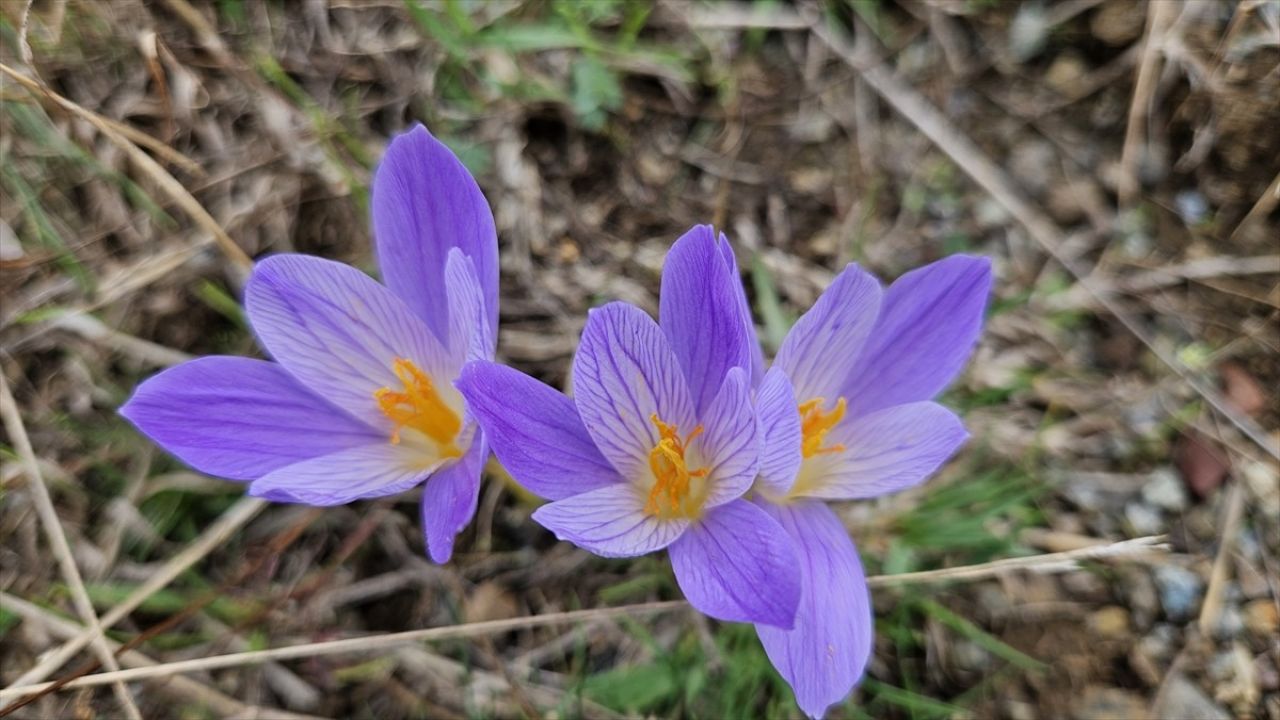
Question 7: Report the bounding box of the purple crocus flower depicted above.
[749,254,992,717]
[457,227,802,628]
[120,125,498,563]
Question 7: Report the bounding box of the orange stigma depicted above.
[645,414,708,517]
[374,358,462,457]
[799,397,847,458]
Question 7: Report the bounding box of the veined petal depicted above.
[531,483,689,558]
[660,226,755,415]
[443,248,494,366]
[456,361,621,500]
[775,264,881,402]
[793,402,967,501]
[755,367,803,496]
[669,500,800,628]
[571,302,697,480]
[119,357,380,480]
[696,367,759,508]
[719,233,765,386]
[421,433,487,563]
[244,254,454,430]
[755,500,872,720]
[247,443,438,506]
[372,125,499,343]
[842,255,992,417]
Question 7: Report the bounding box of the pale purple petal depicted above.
[695,368,759,508]
[531,483,689,558]
[571,302,697,480]
[660,226,754,415]
[372,125,498,342]
[775,264,881,402]
[719,233,766,386]
[792,402,967,501]
[120,357,380,481]
[756,500,872,720]
[755,367,802,496]
[248,444,438,506]
[421,434,486,563]
[456,361,621,500]
[443,248,494,366]
[244,254,454,430]
[669,500,800,627]
[842,255,992,417]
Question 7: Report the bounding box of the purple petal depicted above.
[244,254,454,431]
[755,368,802,496]
[775,264,881,402]
[120,357,379,481]
[421,433,487,563]
[247,444,438,506]
[696,368,759,508]
[719,233,766,386]
[842,255,992,417]
[444,248,494,365]
[793,402,967,500]
[755,500,872,719]
[531,483,689,558]
[660,226,755,415]
[669,499,800,628]
[456,361,621,500]
[571,302,697,481]
[372,125,498,343]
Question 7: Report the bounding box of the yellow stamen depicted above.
[798,397,847,458]
[374,358,462,457]
[645,414,708,517]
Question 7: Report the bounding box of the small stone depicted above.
[1154,674,1231,720]
[1091,1,1146,46]
[1142,468,1188,512]
[1211,644,1260,712]
[1073,686,1147,720]
[1125,502,1164,536]
[1088,606,1131,639]
[1046,52,1089,97]
[1154,565,1205,622]
[952,639,993,671]
[1243,599,1279,637]
[1122,568,1160,629]
[1211,604,1245,639]
[1256,654,1280,692]
[1005,699,1037,720]
[1243,460,1280,516]
[1175,190,1210,225]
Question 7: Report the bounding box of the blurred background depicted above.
[1,1,1277,718]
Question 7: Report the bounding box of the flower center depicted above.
[644,413,708,518]
[799,396,847,458]
[374,357,462,458]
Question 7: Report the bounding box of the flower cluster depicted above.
[122,125,991,718]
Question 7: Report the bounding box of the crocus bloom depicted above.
[120,125,499,562]
[749,254,992,717]
[457,227,802,628]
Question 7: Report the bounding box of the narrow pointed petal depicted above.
[372,125,498,341]
[444,248,494,365]
[755,367,802,495]
[421,434,486,563]
[571,302,697,480]
[248,444,438,506]
[719,233,766,385]
[756,500,872,720]
[456,361,622,500]
[793,402,967,501]
[660,226,755,415]
[774,264,882,402]
[842,255,992,417]
[531,484,690,558]
[244,254,453,430]
[696,368,759,508]
[669,500,800,628]
[120,357,380,480]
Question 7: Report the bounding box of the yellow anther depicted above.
[645,414,708,517]
[798,397,847,459]
[374,358,462,457]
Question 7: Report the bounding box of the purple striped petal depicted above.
[444,248,494,366]
[247,444,438,506]
[775,264,881,402]
[719,233,766,385]
[571,302,697,481]
[793,402,967,500]
[755,368,802,496]
[456,361,621,500]
[669,499,800,628]
[842,255,992,417]
[755,500,872,719]
[696,368,759,508]
[244,254,454,431]
[531,483,690,558]
[660,226,755,415]
[120,357,379,481]
[421,434,486,563]
[372,125,498,343]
